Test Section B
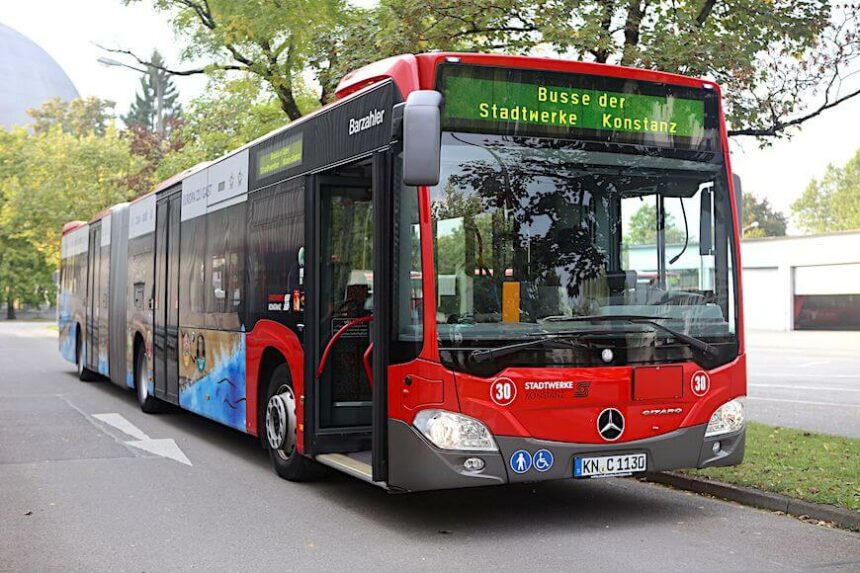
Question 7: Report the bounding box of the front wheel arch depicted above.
[257,347,286,447]
[264,363,320,481]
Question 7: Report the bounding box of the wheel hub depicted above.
[266,387,296,454]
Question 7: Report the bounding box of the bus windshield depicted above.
[430,132,737,351]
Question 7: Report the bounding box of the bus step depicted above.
[315,452,383,487]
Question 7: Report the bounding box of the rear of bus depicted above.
[388,55,745,487]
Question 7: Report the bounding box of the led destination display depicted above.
[439,65,716,150]
[257,133,303,178]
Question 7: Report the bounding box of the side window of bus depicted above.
[247,179,305,329]
[205,203,246,329]
[179,216,207,328]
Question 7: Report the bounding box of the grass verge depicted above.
[683,422,859,511]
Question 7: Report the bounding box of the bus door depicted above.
[153,192,181,404]
[312,175,375,432]
[85,223,101,372]
[307,152,393,482]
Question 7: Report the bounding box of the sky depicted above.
[2,0,859,232]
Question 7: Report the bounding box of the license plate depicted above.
[574,453,647,478]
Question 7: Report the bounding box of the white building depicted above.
[741,231,860,331]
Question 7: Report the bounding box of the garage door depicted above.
[742,267,783,330]
[794,264,860,330]
[795,263,860,295]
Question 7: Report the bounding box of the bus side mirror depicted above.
[402,90,442,187]
[699,188,714,256]
[733,173,743,229]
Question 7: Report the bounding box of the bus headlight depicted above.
[705,399,744,437]
[413,409,498,451]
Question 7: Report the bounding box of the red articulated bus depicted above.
[58,53,746,491]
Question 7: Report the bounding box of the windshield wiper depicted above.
[544,314,719,358]
[467,335,588,365]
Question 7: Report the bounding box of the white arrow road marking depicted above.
[126,439,193,466]
[93,413,150,441]
[93,413,192,466]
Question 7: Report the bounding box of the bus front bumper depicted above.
[387,419,744,492]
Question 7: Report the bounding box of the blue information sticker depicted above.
[510,449,532,474]
[533,449,554,472]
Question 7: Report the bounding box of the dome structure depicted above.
[0,23,79,130]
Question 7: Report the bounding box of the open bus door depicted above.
[304,152,392,485]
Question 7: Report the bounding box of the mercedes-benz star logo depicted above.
[597,408,625,441]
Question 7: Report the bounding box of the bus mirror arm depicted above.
[391,103,404,140]
[402,90,443,187]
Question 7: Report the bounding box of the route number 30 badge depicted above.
[691,370,711,396]
[490,378,517,406]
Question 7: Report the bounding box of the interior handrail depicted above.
[315,315,373,380]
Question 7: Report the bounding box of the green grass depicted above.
[684,422,860,511]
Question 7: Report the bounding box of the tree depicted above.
[364,0,860,140]
[110,0,341,119]
[108,1,859,138]
[0,117,143,275]
[792,149,860,234]
[0,237,55,319]
[0,129,55,318]
[152,77,291,182]
[624,204,685,245]
[122,50,183,136]
[27,97,116,137]
[742,192,787,238]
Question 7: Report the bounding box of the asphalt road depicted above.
[746,330,860,438]
[1,322,858,572]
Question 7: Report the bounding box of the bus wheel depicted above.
[265,364,320,481]
[135,346,161,414]
[76,331,95,382]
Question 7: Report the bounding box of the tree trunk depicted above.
[275,86,303,121]
[6,295,15,320]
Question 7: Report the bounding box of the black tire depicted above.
[135,345,162,413]
[264,363,321,481]
[76,329,96,382]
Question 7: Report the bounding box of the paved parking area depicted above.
[746,330,860,437]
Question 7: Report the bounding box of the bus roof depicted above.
[123,76,390,212]
[71,52,723,230]
[336,52,721,100]
[62,221,87,235]
[88,202,130,224]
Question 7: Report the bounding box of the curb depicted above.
[643,471,859,530]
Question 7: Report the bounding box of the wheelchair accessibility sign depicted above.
[534,449,554,472]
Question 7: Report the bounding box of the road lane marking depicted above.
[796,360,830,368]
[126,439,192,466]
[93,413,192,466]
[93,413,150,440]
[749,384,860,393]
[747,397,860,408]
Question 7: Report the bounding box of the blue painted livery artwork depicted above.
[57,289,76,363]
[179,328,247,432]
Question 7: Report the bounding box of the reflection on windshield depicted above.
[430,132,735,343]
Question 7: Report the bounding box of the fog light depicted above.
[464,457,485,472]
[712,441,721,454]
